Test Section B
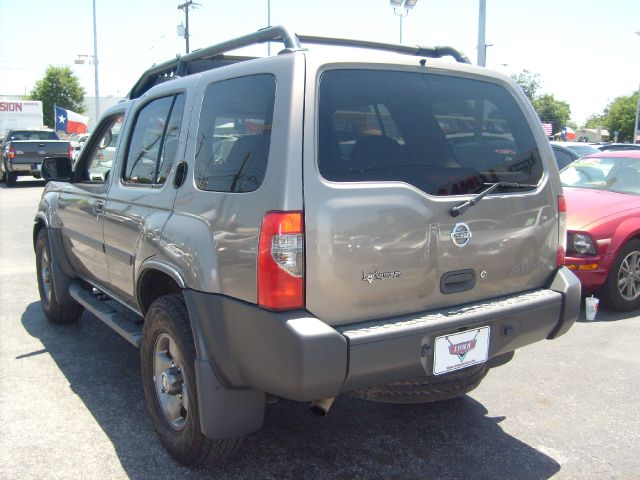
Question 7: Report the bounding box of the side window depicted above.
[194,74,275,193]
[552,148,575,170]
[123,93,185,185]
[80,114,124,183]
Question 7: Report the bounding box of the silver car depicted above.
[35,27,580,465]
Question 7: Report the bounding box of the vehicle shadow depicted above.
[0,179,46,189]
[21,301,560,480]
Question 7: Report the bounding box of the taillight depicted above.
[8,146,15,159]
[69,144,74,158]
[557,194,567,267]
[258,211,304,310]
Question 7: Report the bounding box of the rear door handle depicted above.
[93,200,104,215]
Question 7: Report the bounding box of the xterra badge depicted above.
[362,270,401,284]
[450,222,472,248]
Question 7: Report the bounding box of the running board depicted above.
[69,283,142,348]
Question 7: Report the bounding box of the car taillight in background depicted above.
[258,211,304,310]
[557,194,567,266]
[8,146,15,159]
[69,144,74,159]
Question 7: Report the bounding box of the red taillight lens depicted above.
[557,194,567,267]
[558,194,566,213]
[258,211,304,310]
[8,146,15,159]
[69,144,74,158]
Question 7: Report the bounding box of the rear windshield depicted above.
[565,144,600,156]
[318,70,542,196]
[9,130,58,141]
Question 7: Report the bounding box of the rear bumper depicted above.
[6,160,42,175]
[184,266,581,402]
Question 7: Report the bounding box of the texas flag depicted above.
[55,106,89,134]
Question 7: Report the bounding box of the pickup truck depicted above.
[1,129,71,186]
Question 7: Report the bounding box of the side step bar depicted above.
[69,283,142,348]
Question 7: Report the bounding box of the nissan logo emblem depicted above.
[450,222,472,248]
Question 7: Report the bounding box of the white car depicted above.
[69,133,91,162]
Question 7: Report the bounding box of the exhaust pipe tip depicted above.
[309,397,336,416]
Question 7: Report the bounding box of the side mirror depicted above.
[42,156,73,181]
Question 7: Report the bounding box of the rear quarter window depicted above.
[318,70,542,196]
[194,74,276,193]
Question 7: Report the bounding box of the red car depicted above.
[561,151,640,311]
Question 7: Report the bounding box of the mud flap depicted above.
[195,359,265,439]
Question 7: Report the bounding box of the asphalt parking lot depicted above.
[1,180,639,480]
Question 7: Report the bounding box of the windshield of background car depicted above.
[565,144,600,156]
[318,70,542,196]
[560,156,640,194]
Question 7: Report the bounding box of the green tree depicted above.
[511,70,541,102]
[584,113,606,129]
[30,65,85,129]
[533,94,571,136]
[604,92,638,142]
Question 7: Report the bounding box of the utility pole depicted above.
[92,0,100,119]
[177,1,198,54]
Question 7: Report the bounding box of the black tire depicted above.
[35,229,84,324]
[348,364,488,404]
[140,294,242,466]
[6,172,17,186]
[601,239,640,311]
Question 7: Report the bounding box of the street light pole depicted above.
[477,0,486,66]
[267,0,271,56]
[92,0,100,120]
[390,0,417,44]
[634,31,640,143]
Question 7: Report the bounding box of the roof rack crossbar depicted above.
[178,25,301,69]
[296,35,471,64]
[128,26,471,99]
[128,25,301,99]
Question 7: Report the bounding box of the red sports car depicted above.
[561,150,640,311]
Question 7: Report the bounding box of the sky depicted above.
[1,0,639,126]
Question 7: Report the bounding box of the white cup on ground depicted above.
[585,296,599,321]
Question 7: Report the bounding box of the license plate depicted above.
[433,326,490,375]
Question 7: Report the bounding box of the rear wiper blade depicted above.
[450,182,537,217]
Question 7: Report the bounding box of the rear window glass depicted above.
[9,131,58,141]
[318,70,542,196]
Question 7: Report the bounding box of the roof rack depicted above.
[127,25,470,100]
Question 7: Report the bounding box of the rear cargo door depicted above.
[303,67,557,326]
